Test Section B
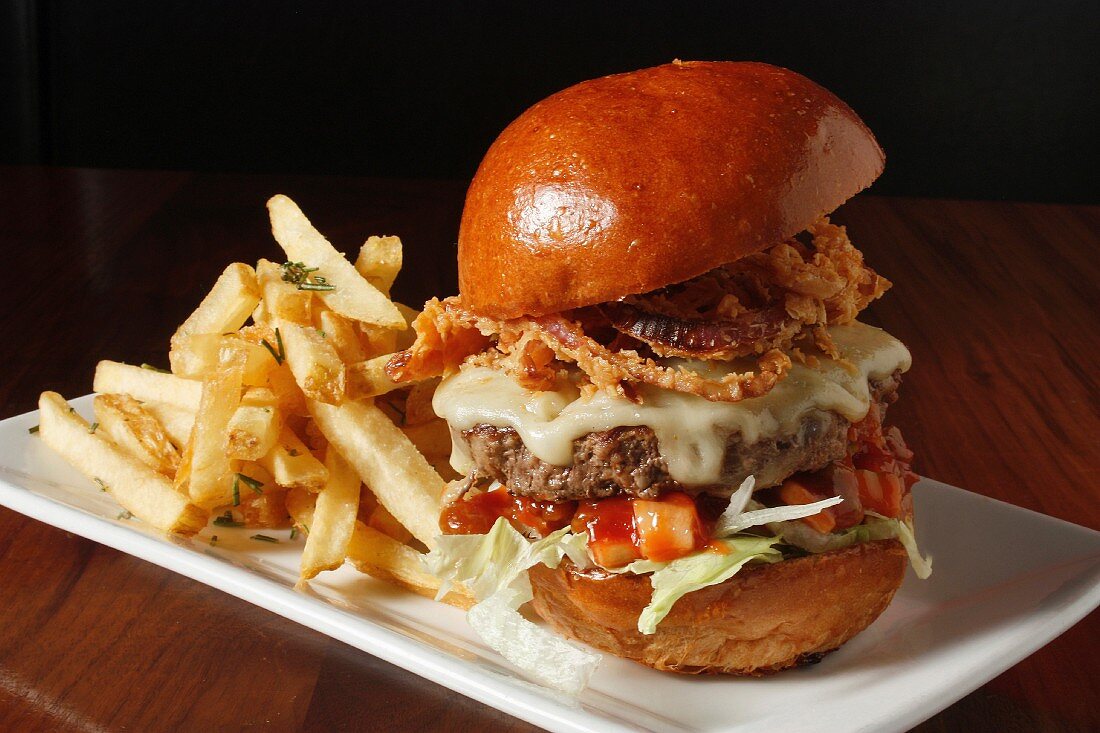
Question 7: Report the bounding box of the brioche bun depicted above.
[458,61,884,319]
[528,538,906,675]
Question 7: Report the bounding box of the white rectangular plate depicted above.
[1,396,1098,733]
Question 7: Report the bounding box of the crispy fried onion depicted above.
[385,218,883,403]
[386,297,790,402]
[600,217,890,360]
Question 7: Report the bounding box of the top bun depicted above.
[458,61,884,319]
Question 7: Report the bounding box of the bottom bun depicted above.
[528,539,906,675]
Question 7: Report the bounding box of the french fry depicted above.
[256,258,313,325]
[404,378,440,426]
[395,302,420,326]
[170,334,275,385]
[241,387,278,406]
[93,361,202,411]
[285,486,316,530]
[347,522,473,610]
[279,321,346,404]
[266,195,404,329]
[38,392,207,534]
[169,263,260,375]
[142,401,195,448]
[266,363,308,417]
[300,449,361,579]
[358,323,398,355]
[230,462,290,528]
[354,235,402,294]
[318,310,367,364]
[250,297,270,325]
[240,488,292,529]
[430,455,463,482]
[257,427,328,492]
[308,399,444,548]
[93,394,180,477]
[401,419,452,461]
[346,354,404,400]
[226,401,280,461]
[368,502,413,545]
[185,346,247,509]
[394,303,421,351]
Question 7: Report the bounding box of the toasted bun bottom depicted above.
[528,538,906,675]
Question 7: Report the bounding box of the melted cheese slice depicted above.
[434,321,911,486]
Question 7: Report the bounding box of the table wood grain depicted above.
[0,166,1096,732]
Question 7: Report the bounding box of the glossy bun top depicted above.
[457,61,884,319]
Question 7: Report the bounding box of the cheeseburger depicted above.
[392,61,930,682]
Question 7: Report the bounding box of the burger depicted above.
[389,61,930,687]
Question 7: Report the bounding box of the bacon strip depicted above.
[530,315,791,402]
[599,301,797,359]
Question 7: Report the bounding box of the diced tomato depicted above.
[574,497,642,568]
[779,464,864,532]
[848,412,918,515]
[778,480,838,533]
[884,426,915,463]
[633,492,706,563]
[856,469,903,517]
[573,492,708,567]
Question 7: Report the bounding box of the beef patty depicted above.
[458,372,901,501]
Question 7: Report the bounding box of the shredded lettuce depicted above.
[714,475,756,529]
[715,494,844,536]
[466,583,601,695]
[424,518,602,694]
[637,536,782,634]
[773,511,932,579]
[770,513,896,553]
[866,511,933,579]
[424,517,579,601]
[714,481,843,537]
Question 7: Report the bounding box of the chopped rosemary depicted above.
[87,422,99,434]
[280,260,318,284]
[231,475,241,506]
[289,527,298,540]
[281,261,335,291]
[261,327,286,365]
[251,534,279,543]
[140,363,170,374]
[94,477,108,492]
[117,510,132,520]
[236,472,264,494]
[209,535,218,545]
[213,512,244,528]
[27,425,39,434]
[297,281,335,292]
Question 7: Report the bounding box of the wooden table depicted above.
[0,167,1096,732]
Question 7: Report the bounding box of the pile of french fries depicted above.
[38,194,472,609]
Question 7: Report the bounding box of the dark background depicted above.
[2,1,1097,203]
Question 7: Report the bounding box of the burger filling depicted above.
[451,371,901,503]
[405,218,930,644]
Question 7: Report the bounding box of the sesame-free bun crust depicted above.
[528,539,906,675]
[459,61,884,319]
